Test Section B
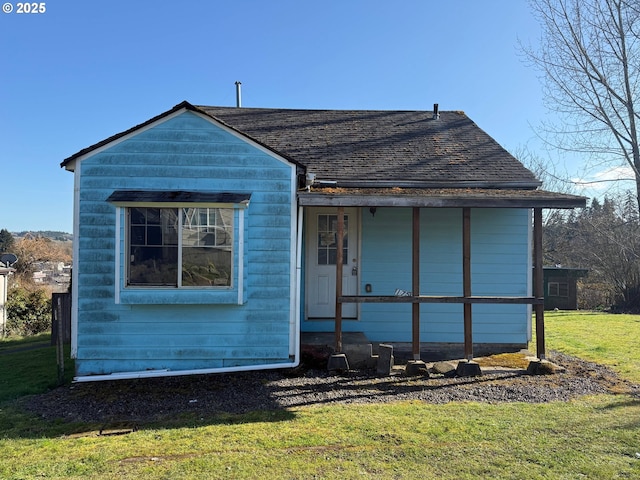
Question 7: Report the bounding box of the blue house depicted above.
[61,101,585,381]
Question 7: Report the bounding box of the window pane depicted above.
[182,247,231,286]
[559,283,569,297]
[128,207,179,286]
[127,206,233,288]
[130,207,146,225]
[216,209,234,246]
[131,225,146,245]
[146,208,161,225]
[319,232,335,247]
[147,226,163,245]
[160,210,179,245]
[317,214,348,265]
[181,207,233,287]
[318,215,327,231]
[129,245,178,286]
[328,248,337,265]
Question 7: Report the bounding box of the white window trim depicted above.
[237,208,244,305]
[114,201,248,304]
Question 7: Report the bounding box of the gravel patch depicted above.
[19,351,639,424]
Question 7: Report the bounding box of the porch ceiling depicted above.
[298,187,587,209]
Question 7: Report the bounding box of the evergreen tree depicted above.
[543,193,640,311]
[0,228,14,254]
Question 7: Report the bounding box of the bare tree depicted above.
[12,236,72,284]
[510,145,576,194]
[524,0,640,210]
[543,194,640,310]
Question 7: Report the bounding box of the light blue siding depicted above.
[302,207,531,345]
[75,111,296,376]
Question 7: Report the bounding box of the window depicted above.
[128,207,233,287]
[317,214,348,265]
[108,190,250,304]
[548,281,569,297]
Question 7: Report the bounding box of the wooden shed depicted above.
[543,266,589,310]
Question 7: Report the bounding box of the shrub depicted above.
[577,281,613,311]
[6,286,51,336]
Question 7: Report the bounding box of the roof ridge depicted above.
[198,105,464,114]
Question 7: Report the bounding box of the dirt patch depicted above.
[18,351,639,425]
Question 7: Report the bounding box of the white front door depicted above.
[306,207,359,319]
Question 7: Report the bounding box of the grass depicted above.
[542,311,640,383]
[0,312,638,479]
[1,397,639,479]
[0,334,74,403]
[0,332,51,352]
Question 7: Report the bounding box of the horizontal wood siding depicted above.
[75,111,295,376]
[347,207,530,343]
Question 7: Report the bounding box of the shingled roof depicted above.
[60,101,586,208]
[198,106,541,189]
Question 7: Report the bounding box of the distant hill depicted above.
[13,231,73,242]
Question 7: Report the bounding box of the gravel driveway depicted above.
[20,351,639,425]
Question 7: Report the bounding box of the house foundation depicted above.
[301,332,528,373]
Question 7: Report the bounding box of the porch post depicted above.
[534,208,546,360]
[335,207,344,353]
[463,207,473,360]
[412,207,421,360]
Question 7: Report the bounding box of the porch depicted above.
[298,188,587,375]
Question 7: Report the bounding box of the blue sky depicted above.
[0,0,606,233]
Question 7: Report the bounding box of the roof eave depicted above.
[61,101,306,174]
[319,180,543,189]
[297,190,587,209]
[60,101,199,169]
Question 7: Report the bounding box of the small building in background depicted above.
[543,266,588,310]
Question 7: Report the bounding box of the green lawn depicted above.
[0,332,51,352]
[543,311,640,383]
[0,334,74,403]
[0,312,639,479]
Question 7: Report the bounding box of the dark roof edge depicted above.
[61,101,196,168]
[298,189,587,209]
[543,266,589,273]
[60,101,306,172]
[323,180,543,189]
[106,190,251,205]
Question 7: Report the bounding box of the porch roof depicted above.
[298,187,586,209]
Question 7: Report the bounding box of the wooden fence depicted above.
[51,292,71,345]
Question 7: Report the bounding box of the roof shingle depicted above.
[60,101,584,208]
[198,106,540,188]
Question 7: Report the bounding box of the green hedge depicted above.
[6,287,51,336]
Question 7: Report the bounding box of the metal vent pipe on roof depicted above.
[433,103,439,120]
[235,81,242,108]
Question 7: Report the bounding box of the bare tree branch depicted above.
[524,0,640,209]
